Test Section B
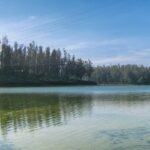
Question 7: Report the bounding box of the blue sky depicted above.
[0,0,150,65]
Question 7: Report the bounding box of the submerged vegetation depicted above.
[1,36,150,85]
[0,93,148,135]
[0,94,93,135]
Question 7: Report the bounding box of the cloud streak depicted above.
[0,16,150,66]
[93,49,150,66]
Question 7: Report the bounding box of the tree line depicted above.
[92,65,150,84]
[1,37,150,85]
[0,37,93,84]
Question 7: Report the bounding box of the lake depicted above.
[1,85,150,150]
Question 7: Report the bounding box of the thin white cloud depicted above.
[65,39,126,50]
[93,49,150,66]
[0,15,67,45]
[1,16,150,66]
[0,16,129,50]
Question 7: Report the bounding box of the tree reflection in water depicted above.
[0,94,93,135]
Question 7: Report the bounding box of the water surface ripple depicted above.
[0,86,150,150]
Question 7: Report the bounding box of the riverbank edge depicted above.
[0,80,97,87]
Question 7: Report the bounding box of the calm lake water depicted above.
[1,85,150,150]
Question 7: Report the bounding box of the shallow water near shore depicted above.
[1,86,150,150]
[0,85,150,94]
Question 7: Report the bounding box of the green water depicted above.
[1,86,150,150]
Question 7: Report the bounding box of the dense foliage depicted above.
[0,37,93,83]
[92,65,150,84]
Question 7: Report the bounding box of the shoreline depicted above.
[0,80,97,87]
[0,83,150,88]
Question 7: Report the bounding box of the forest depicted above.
[1,37,150,85]
[0,37,94,86]
[92,65,150,84]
